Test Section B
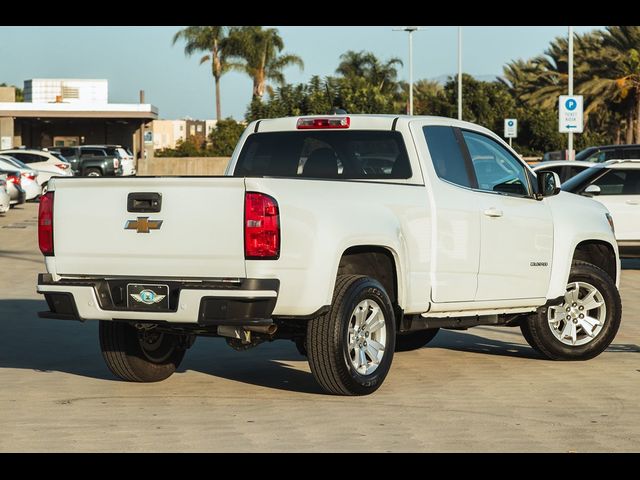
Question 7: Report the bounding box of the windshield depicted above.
[235,130,412,179]
[561,164,607,192]
[116,147,131,159]
[575,148,598,161]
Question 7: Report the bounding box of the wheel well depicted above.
[337,246,398,305]
[572,241,617,281]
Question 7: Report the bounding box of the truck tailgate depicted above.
[51,177,246,278]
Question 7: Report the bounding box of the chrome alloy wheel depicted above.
[548,281,607,346]
[347,299,387,375]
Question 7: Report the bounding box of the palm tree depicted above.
[226,26,304,100]
[581,26,640,143]
[172,26,235,121]
[336,50,403,94]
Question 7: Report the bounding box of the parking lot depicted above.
[0,202,638,452]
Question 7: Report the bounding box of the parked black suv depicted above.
[575,144,640,163]
[49,146,122,177]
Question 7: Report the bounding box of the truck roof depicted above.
[252,114,498,138]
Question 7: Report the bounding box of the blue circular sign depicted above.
[565,99,577,111]
[508,120,514,126]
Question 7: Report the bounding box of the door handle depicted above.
[483,208,503,218]
[625,199,640,205]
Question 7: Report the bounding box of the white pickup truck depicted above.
[37,115,622,396]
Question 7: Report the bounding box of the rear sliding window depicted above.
[234,131,412,179]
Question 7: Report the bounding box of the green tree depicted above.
[209,118,246,156]
[226,26,304,100]
[172,26,236,121]
[336,50,403,94]
[155,139,201,157]
[581,26,640,143]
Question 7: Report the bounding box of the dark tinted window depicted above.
[462,130,529,196]
[423,126,471,187]
[235,131,412,179]
[566,166,589,180]
[9,152,45,164]
[593,169,640,195]
[81,148,106,156]
[622,148,640,160]
[58,148,76,157]
[575,147,598,161]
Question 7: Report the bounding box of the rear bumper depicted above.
[37,273,278,325]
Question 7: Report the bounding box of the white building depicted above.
[24,79,108,104]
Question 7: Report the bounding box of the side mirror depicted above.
[583,184,601,197]
[536,170,561,198]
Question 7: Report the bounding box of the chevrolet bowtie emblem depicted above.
[125,217,163,234]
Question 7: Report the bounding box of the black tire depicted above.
[521,261,621,360]
[307,275,396,396]
[99,321,186,382]
[519,322,540,353]
[294,337,307,357]
[85,168,102,177]
[395,328,440,352]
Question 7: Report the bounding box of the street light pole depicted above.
[568,25,574,160]
[458,26,462,120]
[409,28,415,115]
[394,26,421,115]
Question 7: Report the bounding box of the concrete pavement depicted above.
[1,203,638,452]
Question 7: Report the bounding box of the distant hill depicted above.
[431,74,502,84]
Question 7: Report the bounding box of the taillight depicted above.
[245,192,280,259]
[113,158,120,169]
[38,191,55,256]
[55,163,69,170]
[22,173,37,181]
[297,116,350,129]
[7,174,20,186]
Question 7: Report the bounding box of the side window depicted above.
[11,153,43,164]
[462,130,530,196]
[585,150,606,163]
[423,126,472,188]
[593,169,640,195]
[622,148,640,160]
[566,166,587,180]
[604,149,620,161]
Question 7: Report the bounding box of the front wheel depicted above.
[85,168,102,177]
[307,275,396,395]
[521,261,621,360]
[99,321,187,382]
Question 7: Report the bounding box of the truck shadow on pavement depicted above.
[0,300,638,394]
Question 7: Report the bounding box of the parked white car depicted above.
[532,160,597,182]
[0,155,41,200]
[562,160,640,257]
[0,174,10,214]
[0,149,73,194]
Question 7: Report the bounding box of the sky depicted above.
[0,26,602,121]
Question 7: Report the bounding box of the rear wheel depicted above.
[99,321,187,382]
[86,168,102,177]
[307,275,395,395]
[521,262,621,360]
[396,328,440,352]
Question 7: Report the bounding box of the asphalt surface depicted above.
[1,203,639,452]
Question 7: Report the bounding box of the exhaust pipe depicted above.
[246,324,278,335]
[217,323,278,339]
